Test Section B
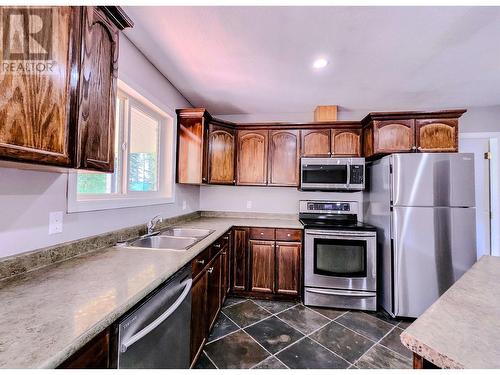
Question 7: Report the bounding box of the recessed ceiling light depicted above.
[313,58,328,69]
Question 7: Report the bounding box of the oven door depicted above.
[304,229,376,291]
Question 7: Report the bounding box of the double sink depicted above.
[126,228,215,251]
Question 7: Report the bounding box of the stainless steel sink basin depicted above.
[128,236,197,250]
[160,227,214,238]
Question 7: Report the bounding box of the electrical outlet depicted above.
[49,211,63,234]
[246,200,252,209]
[182,200,187,210]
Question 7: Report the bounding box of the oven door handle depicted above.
[305,230,375,238]
[307,288,376,298]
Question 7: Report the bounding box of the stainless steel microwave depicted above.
[300,157,365,191]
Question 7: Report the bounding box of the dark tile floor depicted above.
[195,297,414,369]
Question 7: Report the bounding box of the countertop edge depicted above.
[400,322,464,369]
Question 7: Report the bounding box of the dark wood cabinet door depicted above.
[236,129,268,185]
[373,119,415,154]
[208,124,235,184]
[59,328,110,368]
[275,242,301,296]
[415,118,458,152]
[190,271,208,365]
[300,129,331,157]
[225,231,232,295]
[220,244,229,305]
[331,129,361,157]
[249,240,275,293]
[206,254,222,331]
[75,6,119,172]
[177,112,205,184]
[0,7,78,167]
[268,129,300,186]
[232,228,248,291]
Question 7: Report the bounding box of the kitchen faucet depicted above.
[147,215,163,235]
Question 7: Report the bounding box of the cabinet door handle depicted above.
[411,146,417,150]
[223,236,229,240]
[207,267,214,274]
[196,259,205,265]
[221,251,227,255]
[417,146,422,151]
[214,244,221,248]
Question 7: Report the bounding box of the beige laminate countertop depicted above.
[400,255,500,369]
[0,215,302,368]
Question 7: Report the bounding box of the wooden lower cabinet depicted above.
[190,231,231,367]
[232,228,248,291]
[250,240,275,293]
[232,227,302,299]
[59,328,110,369]
[190,270,208,364]
[275,242,302,296]
[206,254,222,331]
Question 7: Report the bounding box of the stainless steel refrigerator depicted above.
[364,153,477,318]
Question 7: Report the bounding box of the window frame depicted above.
[67,81,175,213]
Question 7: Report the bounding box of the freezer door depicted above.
[392,153,475,207]
[364,156,393,315]
[393,206,477,318]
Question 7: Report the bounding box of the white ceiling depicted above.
[123,6,500,116]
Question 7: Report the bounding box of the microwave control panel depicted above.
[349,165,364,184]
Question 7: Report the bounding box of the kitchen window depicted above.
[67,82,174,212]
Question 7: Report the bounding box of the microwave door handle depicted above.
[346,164,351,188]
[120,278,192,353]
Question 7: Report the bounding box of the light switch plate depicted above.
[246,200,252,209]
[182,200,187,210]
[49,211,63,234]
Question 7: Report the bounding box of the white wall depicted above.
[0,36,200,259]
[199,185,363,218]
[460,105,500,133]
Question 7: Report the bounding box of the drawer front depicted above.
[250,227,275,240]
[275,228,302,242]
[192,248,210,278]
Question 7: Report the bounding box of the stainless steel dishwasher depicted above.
[117,265,192,368]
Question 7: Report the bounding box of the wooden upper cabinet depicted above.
[300,129,331,157]
[363,119,415,157]
[208,124,235,184]
[415,118,458,152]
[176,109,208,184]
[75,7,119,172]
[236,129,268,185]
[275,241,301,296]
[0,6,132,171]
[249,240,275,293]
[0,7,78,167]
[331,129,361,157]
[268,129,300,186]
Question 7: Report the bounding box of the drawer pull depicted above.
[287,233,291,237]
[260,232,264,235]
[223,236,229,240]
[196,260,205,265]
[214,244,221,248]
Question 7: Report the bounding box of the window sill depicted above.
[67,195,175,213]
